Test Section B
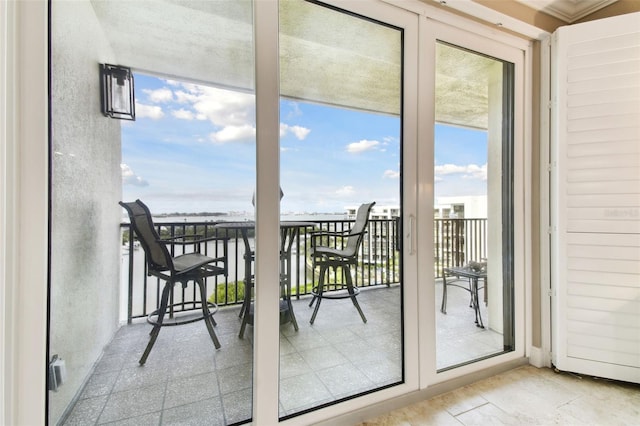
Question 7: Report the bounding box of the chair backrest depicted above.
[120,200,172,272]
[344,202,376,257]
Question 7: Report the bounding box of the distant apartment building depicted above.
[435,195,487,219]
[434,196,488,274]
[345,204,400,220]
[347,196,487,274]
[346,196,487,220]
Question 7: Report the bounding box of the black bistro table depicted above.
[440,266,487,328]
[213,221,315,337]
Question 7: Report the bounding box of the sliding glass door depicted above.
[46,0,528,423]
[49,1,256,424]
[433,42,515,370]
[420,20,526,377]
[277,0,404,418]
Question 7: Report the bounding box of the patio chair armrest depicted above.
[158,235,229,245]
[158,235,229,256]
[309,230,350,247]
[311,229,366,239]
[310,230,349,237]
[309,230,350,241]
[157,235,197,244]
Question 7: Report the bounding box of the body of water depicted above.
[149,212,348,223]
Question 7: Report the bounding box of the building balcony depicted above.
[58,218,500,425]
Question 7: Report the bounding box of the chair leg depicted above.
[287,297,299,331]
[239,281,250,318]
[239,280,248,318]
[285,285,299,331]
[239,285,252,338]
[197,279,221,349]
[140,327,161,366]
[344,267,366,323]
[239,304,250,338]
[440,274,448,314]
[309,265,327,324]
[140,283,172,365]
[308,273,318,307]
[240,253,253,318]
[308,260,318,307]
[281,277,299,332]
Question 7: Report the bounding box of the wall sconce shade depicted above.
[100,63,135,120]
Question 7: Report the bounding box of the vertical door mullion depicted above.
[417,15,438,386]
[253,0,282,423]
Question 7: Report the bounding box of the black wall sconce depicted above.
[100,63,135,120]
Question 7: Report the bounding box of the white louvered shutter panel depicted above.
[551,12,640,383]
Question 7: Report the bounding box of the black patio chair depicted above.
[120,200,228,365]
[308,202,375,324]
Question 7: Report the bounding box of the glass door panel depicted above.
[434,42,515,371]
[277,0,403,418]
[49,1,255,424]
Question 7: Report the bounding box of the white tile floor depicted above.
[358,364,640,425]
[61,282,506,425]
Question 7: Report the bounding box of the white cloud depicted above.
[174,90,200,105]
[347,139,380,153]
[383,136,398,144]
[284,102,302,120]
[172,108,195,120]
[383,169,400,179]
[462,164,487,180]
[210,124,256,143]
[135,102,164,120]
[280,123,311,140]
[435,163,487,181]
[335,185,355,196]
[121,164,149,187]
[177,85,254,126]
[290,126,309,140]
[144,87,173,103]
[165,83,257,144]
[435,164,467,175]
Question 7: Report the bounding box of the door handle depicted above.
[407,214,415,255]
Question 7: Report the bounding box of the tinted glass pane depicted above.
[434,42,515,371]
[49,1,255,424]
[278,0,403,418]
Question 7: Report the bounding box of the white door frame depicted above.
[417,16,533,386]
[2,1,49,425]
[4,0,542,424]
[273,1,421,424]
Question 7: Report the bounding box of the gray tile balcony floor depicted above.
[62,281,502,425]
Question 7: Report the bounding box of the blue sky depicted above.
[122,74,487,214]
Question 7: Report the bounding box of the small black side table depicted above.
[441,266,487,328]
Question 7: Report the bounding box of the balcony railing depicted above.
[120,218,486,323]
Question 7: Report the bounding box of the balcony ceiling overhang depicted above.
[90,0,492,130]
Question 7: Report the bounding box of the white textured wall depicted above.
[49,1,121,422]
